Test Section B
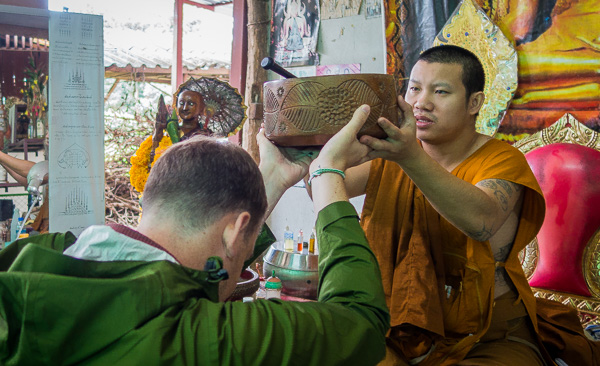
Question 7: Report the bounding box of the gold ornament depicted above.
[433,0,518,136]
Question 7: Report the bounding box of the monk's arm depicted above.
[304,161,372,200]
[398,148,523,242]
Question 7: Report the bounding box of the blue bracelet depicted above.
[307,168,346,186]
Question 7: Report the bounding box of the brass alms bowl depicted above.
[263,74,399,147]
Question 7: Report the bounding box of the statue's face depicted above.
[177,90,204,124]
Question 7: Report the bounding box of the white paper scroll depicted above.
[48,11,105,235]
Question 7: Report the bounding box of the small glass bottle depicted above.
[283,226,294,252]
[296,229,303,252]
[36,118,44,139]
[309,229,316,254]
[265,270,282,299]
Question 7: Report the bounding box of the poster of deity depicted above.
[270,0,320,67]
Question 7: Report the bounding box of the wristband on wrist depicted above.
[307,168,346,186]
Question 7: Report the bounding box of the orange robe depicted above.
[361,139,546,364]
[31,198,49,233]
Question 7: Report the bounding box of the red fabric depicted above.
[525,143,600,297]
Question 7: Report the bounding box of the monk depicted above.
[330,45,552,365]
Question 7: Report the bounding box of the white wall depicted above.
[265,6,385,242]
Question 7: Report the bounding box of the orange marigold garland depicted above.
[130,135,172,193]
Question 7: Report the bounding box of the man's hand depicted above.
[359,96,420,164]
[311,104,373,173]
[257,127,314,217]
[257,127,312,189]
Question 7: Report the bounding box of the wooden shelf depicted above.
[0,182,22,193]
[5,138,44,153]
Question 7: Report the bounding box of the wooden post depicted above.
[172,0,184,94]
[242,0,270,164]
[228,0,248,145]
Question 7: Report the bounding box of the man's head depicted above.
[417,45,485,99]
[139,136,267,300]
[405,45,486,145]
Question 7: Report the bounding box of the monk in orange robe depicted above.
[337,45,598,365]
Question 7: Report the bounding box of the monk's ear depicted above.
[468,91,485,116]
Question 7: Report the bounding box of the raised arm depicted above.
[0,151,35,186]
[199,105,389,365]
[308,105,373,211]
[256,127,312,220]
[360,96,524,242]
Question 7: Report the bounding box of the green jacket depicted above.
[0,202,389,365]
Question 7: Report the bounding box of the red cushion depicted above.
[525,143,600,297]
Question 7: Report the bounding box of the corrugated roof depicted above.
[102,7,232,76]
[103,44,229,71]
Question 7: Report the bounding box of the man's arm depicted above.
[0,151,34,186]
[394,150,524,242]
[360,96,524,241]
[196,202,389,365]
[257,129,312,221]
[196,105,389,365]
[304,161,371,200]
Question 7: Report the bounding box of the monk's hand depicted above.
[359,96,419,163]
[257,125,312,193]
[311,104,373,172]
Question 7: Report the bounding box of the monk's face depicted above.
[177,90,204,127]
[405,61,482,145]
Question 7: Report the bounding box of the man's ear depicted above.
[468,91,485,116]
[222,212,251,258]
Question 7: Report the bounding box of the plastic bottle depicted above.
[265,270,282,299]
[283,226,294,252]
[296,229,303,252]
[15,217,24,240]
[255,287,267,300]
[9,208,20,243]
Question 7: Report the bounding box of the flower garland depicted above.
[130,135,172,193]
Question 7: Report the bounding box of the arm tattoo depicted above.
[494,242,513,287]
[496,180,513,196]
[477,179,519,212]
[467,222,493,242]
[479,180,498,190]
[495,266,511,286]
[494,191,509,211]
[494,242,512,262]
